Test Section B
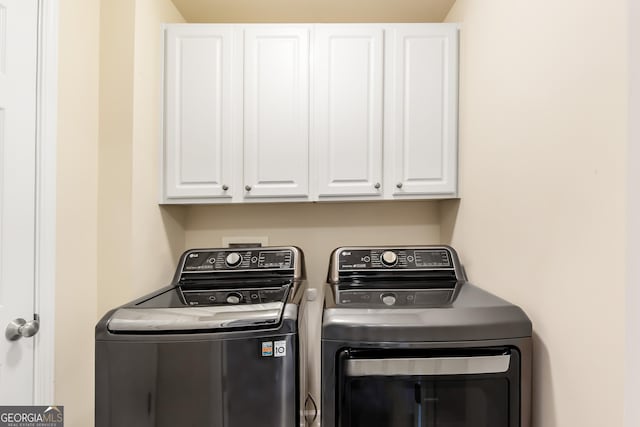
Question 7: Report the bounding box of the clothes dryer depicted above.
[321,246,531,427]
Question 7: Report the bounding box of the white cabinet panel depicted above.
[386,25,458,196]
[243,26,310,198]
[314,26,383,197]
[160,23,459,204]
[163,25,233,200]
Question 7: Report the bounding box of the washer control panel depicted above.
[182,286,288,306]
[182,248,294,272]
[337,248,452,271]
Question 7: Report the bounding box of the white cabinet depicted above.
[243,26,310,199]
[314,25,384,198]
[385,25,458,197]
[163,25,234,200]
[161,23,459,204]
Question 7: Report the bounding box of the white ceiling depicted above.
[170,0,457,23]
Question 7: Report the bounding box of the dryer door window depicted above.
[336,347,520,427]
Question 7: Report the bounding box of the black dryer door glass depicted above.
[337,348,519,427]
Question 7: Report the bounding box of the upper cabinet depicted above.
[314,25,384,198]
[163,25,234,200]
[385,25,458,197]
[160,23,459,204]
[243,26,310,199]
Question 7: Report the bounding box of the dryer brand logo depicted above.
[261,341,287,357]
[188,253,199,258]
[0,406,63,427]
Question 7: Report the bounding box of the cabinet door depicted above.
[386,25,458,196]
[163,25,234,200]
[314,26,384,197]
[243,26,310,198]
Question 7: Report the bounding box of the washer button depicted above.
[226,293,242,304]
[381,293,397,306]
[381,251,398,267]
[225,252,242,267]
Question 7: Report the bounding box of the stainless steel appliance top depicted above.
[323,245,532,342]
[103,246,305,333]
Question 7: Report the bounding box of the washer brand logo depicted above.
[274,340,287,357]
[261,341,273,356]
[188,253,199,258]
[0,406,64,427]
[342,252,351,256]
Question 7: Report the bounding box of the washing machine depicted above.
[321,246,532,427]
[96,246,307,427]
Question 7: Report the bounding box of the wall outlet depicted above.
[222,236,269,248]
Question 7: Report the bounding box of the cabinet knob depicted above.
[396,182,403,189]
[222,184,229,191]
[374,182,381,189]
[245,185,252,192]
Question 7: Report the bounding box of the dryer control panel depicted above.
[328,246,465,285]
[337,248,452,271]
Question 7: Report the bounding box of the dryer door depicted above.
[336,347,520,427]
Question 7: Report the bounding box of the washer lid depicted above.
[107,302,285,333]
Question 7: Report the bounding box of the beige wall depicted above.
[56,0,100,425]
[97,0,186,317]
[130,0,187,299]
[57,0,632,425]
[171,0,454,23]
[97,0,135,316]
[445,1,628,426]
[627,1,640,425]
[58,1,185,425]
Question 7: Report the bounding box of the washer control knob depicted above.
[225,252,242,267]
[381,250,398,267]
[381,293,397,306]
[226,293,243,304]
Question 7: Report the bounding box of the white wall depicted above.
[445,1,628,426]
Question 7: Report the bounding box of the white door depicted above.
[163,24,234,202]
[0,0,39,404]
[385,24,458,196]
[243,25,310,199]
[314,25,384,198]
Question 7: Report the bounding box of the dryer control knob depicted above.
[381,293,397,306]
[226,293,243,304]
[381,250,398,267]
[225,252,242,267]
